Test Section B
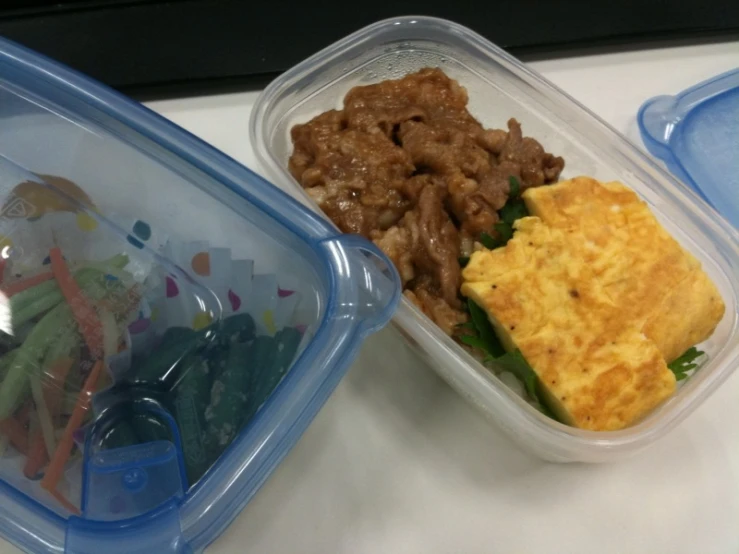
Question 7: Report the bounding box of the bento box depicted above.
[0,37,399,553]
[250,16,739,463]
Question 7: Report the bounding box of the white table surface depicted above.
[3,40,739,554]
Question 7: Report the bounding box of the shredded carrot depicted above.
[42,360,103,493]
[49,248,103,358]
[23,430,48,478]
[48,487,80,515]
[1,271,54,297]
[0,417,29,455]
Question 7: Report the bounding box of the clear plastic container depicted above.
[250,16,739,463]
[0,37,399,553]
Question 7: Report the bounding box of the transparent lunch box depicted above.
[250,16,739,463]
[0,37,399,553]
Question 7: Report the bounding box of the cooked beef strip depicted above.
[289,68,565,334]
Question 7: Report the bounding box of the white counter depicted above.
[3,39,739,554]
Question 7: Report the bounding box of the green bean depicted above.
[104,254,130,270]
[0,253,131,419]
[12,290,64,328]
[0,303,73,419]
[0,350,19,383]
[9,280,59,313]
[10,268,98,329]
[9,253,130,325]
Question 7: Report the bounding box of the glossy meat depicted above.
[289,68,565,333]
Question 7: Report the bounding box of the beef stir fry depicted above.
[289,68,565,334]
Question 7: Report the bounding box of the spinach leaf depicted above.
[477,176,529,250]
[479,233,497,250]
[668,347,704,381]
[508,175,521,197]
[460,299,556,420]
[467,299,506,358]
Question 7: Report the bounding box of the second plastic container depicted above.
[0,36,399,554]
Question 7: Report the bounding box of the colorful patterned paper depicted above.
[227,259,254,315]
[272,290,302,332]
[250,274,279,335]
[140,240,308,339]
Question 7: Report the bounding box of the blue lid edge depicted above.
[0,478,66,554]
[0,37,337,247]
[637,68,739,218]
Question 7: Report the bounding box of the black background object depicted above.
[1,0,738,97]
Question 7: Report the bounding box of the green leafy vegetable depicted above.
[466,299,505,358]
[477,176,530,250]
[494,350,536,399]
[508,175,521,197]
[492,222,513,245]
[498,198,528,226]
[493,350,558,419]
[460,334,493,352]
[481,223,515,250]
[668,347,704,381]
[461,298,556,419]
[478,233,497,250]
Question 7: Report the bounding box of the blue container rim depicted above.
[0,36,400,554]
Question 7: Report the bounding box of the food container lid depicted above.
[638,68,739,228]
[0,37,400,553]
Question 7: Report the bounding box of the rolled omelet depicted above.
[461,177,725,431]
[523,177,725,363]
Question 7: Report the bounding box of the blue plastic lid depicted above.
[638,68,739,228]
[0,37,400,553]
